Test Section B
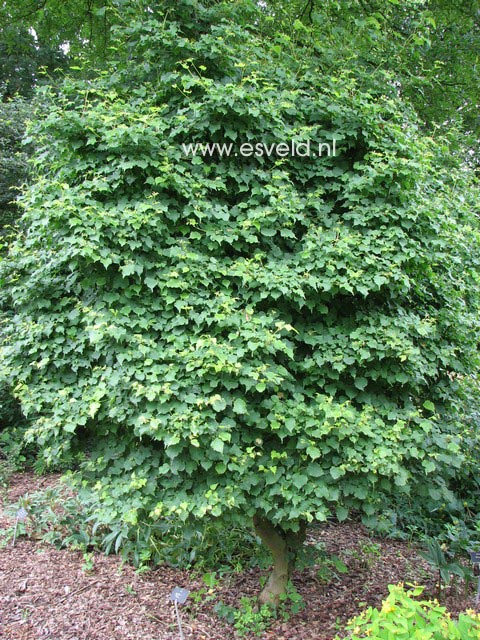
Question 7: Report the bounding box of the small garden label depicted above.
[12,507,28,547]
[16,507,28,521]
[470,552,480,604]
[170,587,190,604]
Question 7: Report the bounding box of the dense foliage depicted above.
[270,0,480,145]
[0,98,35,438]
[0,0,113,100]
[1,0,479,139]
[338,584,480,640]
[1,0,479,600]
[0,98,32,238]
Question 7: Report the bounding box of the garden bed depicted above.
[1,472,477,640]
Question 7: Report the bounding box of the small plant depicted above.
[235,597,275,638]
[201,571,220,589]
[347,540,383,570]
[188,571,220,611]
[215,596,275,638]
[359,541,382,568]
[316,558,346,584]
[302,541,348,583]
[444,518,480,558]
[336,583,480,640]
[277,581,305,620]
[0,457,16,491]
[81,551,95,573]
[0,388,35,473]
[5,484,99,551]
[420,539,469,599]
[214,581,304,637]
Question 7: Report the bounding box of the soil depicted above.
[0,472,478,640]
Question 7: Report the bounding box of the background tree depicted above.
[267,0,480,155]
[0,0,115,99]
[0,99,31,241]
[0,0,114,433]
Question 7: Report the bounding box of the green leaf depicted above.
[121,263,136,277]
[292,474,308,489]
[144,276,157,290]
[89,402,101,418]
[336,506,349,522]
[233,398,247,414]
[211,397,227,412]
[330,467,344,480]
[354,377,368,391]
[306,446,321,460]
[211,438,225,454]
[423,460,436,473]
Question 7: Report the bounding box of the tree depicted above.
[0,99,32,241]
[0,0,114,100]
[267,0,480,151]
[0,97,36,434]
[1,1,479,603]
[0,0,118,436]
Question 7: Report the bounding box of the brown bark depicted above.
[253,516,307,606]
[253,514,290,606]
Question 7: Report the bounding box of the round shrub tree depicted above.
[1,1,479,603]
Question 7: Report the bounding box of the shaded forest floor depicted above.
[0,472,478,640]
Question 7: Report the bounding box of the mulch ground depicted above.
[0,472,478,640]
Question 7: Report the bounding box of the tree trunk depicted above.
[253,515,307,606]
[254,514,289,606]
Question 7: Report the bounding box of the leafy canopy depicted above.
[1,2,479,538]
[268,0,480,145]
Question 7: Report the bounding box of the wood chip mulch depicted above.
[1,472,478,640]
